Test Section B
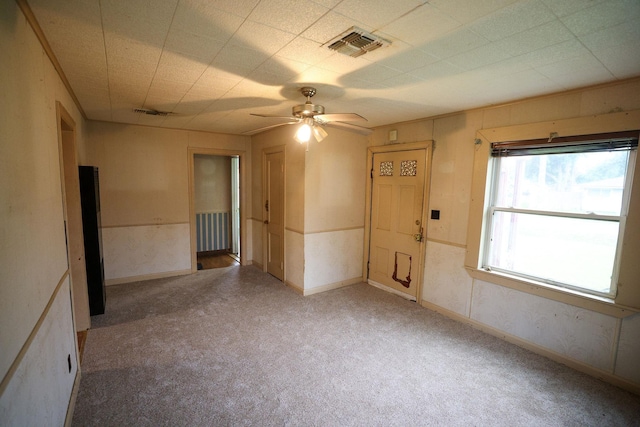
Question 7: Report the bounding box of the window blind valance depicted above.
[491,130,639,157]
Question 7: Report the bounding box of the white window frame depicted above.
[481,149,636,299]
[464,110,640,316]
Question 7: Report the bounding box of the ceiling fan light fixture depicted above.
[313,125,328,142]
[295,122,312,144]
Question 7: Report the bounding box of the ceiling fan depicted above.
[245,87,372,142]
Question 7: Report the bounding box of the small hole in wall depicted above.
[431,210,440,220]
[67,354,72,373]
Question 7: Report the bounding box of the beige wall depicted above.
[1,1,85,423]
[371,77,640,391]
[194,155,231,214]
[85,121,251,282]
[251,124,368,292]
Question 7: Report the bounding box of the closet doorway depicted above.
[188,149,245,271]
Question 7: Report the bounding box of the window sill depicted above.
[466,267,638,318]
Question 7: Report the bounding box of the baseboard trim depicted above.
[303,277,363,296]
[64,368,81,427]
[285,280,304,295]
[251,261,263,270]
[105,269,191,286]
[368,280,417,301]
[421,300,640,396]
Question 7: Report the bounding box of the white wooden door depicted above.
[369,149,427,299]
[265,151,284,280]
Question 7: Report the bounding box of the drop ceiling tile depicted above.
[540,0,608,17]
[419,28,490,60]
[105,34,163,67]
[164,29,224,62]
[492,21,575,57]
[535,53,614,87]
[591,41,640,79]
[561,0,640,36]
[447,43,513,71]
[343,63,403,84]
[333,0,425,29]
[301,11,368,44]
[380,3,462,46]
[100,0,178,46]
[379,72,425,88]
[578,19,640,51]
[466,0,557,41]
[513,38,590,68]
[154,51,209,83]
[211,44,269,77]
[290,66,342,87]
[375,49,440,73]
[182,0,260,19]
[311,0,342,7]
[232,20,298,56]
[247,57,311,86]
[147,80,193,99]
[408,60,466,81]
[428,0,519,24]
[248,0,329,34]
[315,53,371,74]
[171,2,245,40]
[276,37,335,65]
[196,67,245,88]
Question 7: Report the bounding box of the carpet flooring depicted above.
[72,266,640,426]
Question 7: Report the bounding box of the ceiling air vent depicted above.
[325,27,390,58]
[134,108,169,116]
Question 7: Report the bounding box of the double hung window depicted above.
[483,132,638,298]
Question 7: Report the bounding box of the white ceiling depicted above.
[26,0,640,135]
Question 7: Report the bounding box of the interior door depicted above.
[265,150,284,280]
[369,149,427,299]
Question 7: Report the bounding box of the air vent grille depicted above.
[326,27,390,58]
[134,108,169,116]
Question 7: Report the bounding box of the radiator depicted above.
[196,211,230,252]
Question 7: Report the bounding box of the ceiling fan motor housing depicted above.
[293,102,324,118]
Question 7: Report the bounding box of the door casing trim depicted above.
[187,147,247,272]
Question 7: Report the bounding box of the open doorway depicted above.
[191,153,241,270]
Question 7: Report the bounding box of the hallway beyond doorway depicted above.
[197,251,240,270]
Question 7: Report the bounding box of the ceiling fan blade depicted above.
[315,113,367,122]
[242,121,299,135]
[250,113,297,121]
[325,121,373,135]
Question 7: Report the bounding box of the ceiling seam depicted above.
[97,0,113,122]
[138,0,181,125]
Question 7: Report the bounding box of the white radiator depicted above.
[196,211,230,252]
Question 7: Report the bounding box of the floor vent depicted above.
[326,27,390,58]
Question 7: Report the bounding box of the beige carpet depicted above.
[72,266,640,426]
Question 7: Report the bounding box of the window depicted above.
[483,132,638,298]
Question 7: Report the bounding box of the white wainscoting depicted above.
[423,241,473,316]
[616,313,640,384]
[421,240,640,390]
[285,229,304,290]
[0,276,77,425]
[470,279,617,371]
[304,228,364,291]
[102,223,191,283]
